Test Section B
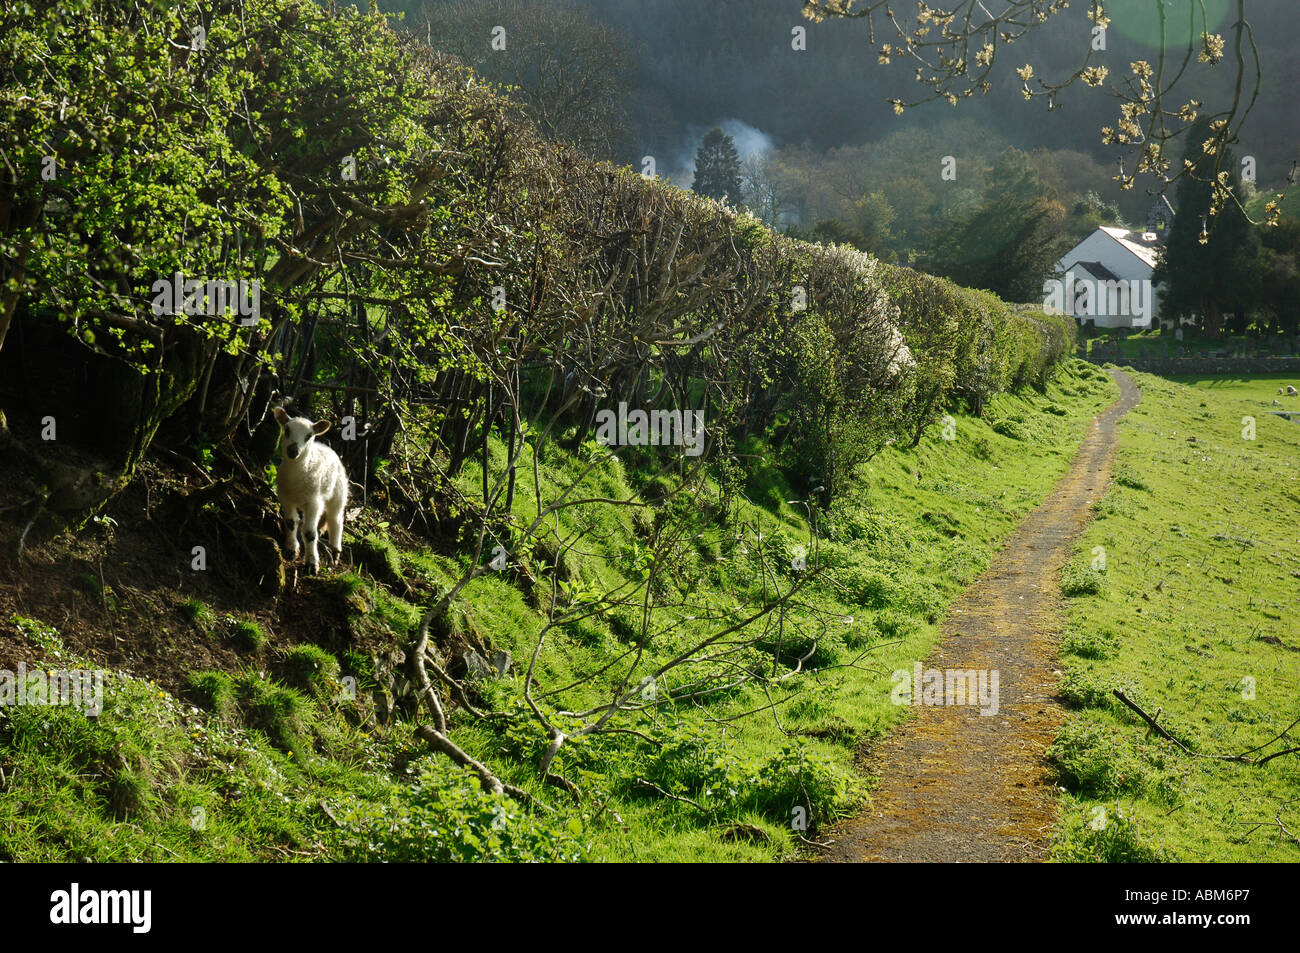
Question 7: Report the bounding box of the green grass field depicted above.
[1,362,1120,862]
[1053,369,1300,861]
[1248,185,1300,222]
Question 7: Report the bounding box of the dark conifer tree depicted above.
[691,127,742,201]
[1153,119,1261,336]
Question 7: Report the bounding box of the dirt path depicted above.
[820,369,1141,863]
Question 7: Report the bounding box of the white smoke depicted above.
[669,118,775,188]
[719,118,775,161]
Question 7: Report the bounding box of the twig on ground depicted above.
[634,777,706,812]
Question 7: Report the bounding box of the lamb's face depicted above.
[273,408,330,460]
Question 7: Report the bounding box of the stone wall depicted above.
[1081,345,1300,376]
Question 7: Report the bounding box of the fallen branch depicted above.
[1236,800,1300,848]
[1253,744,1300,766]
[1112,690,1300,766]
[424,650,486,719]
[634,777,706,812]
[1111,689,1192,752]
[319,800,343,827]
[537,728,581,800]
[413,723,536,806]
[15,497,43,561]
[409,588,542,808]
[795,833,833,849]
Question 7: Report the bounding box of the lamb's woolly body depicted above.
[274,408,348,571]
[278,443,347,520]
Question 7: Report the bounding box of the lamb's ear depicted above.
[312,420,331,436]
[273,407,289,425]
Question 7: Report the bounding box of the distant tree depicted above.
[1064,190,1125,244]
[787,199,898,263]
[1026,149,1118,215]
[922,149,1066,303]
[762,142,851,232]
[739,153,793,225]
[414,0,635,159]
[1257,218,1300,338]
[1153,119,1261,337]
[691,128,742,201]
[849,191,898,262]
[764,120,1006,261]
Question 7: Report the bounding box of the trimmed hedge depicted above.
[1,0,1075,509]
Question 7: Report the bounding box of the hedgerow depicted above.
[2,0,1073,520]
[0,0,1076,812]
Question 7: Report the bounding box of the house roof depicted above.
[1098,226,1160,268]
[1071,260,1122,282]
[1148,194,1175,219]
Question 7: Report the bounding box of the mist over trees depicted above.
[385,0,1297,319]
[389,0,1297,199]
[764,123,1116,298]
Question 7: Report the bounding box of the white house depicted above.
[1045,198,1174,329]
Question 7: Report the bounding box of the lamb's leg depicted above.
[319,521,336,566]
[301,499,325,573]
[324,498,345,565]
[317,513,338,566]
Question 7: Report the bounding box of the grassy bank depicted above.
[0,361,1117,862]
[1052,370,1300,861]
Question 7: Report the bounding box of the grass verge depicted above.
[1052,370,1300,862]
[2,362,1119,861]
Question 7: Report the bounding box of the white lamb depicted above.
[273,407,348,573]
[1288,385,1299,396]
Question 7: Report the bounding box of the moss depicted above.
[229,618,269,652]
[282,644,341,697]
[180,598,215,629]
[186,670,239,720]
[235,675,312,755]
[350,534,405,590]
[324,574,374,616]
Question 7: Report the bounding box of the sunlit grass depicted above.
[2,362,1119,861]
[1053,369,1300,862]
